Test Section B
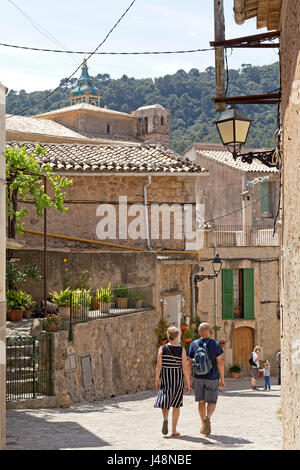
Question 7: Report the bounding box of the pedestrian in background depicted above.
[261,360,271,390]
[276,350,281,385]
[250,346,261,390]
[154,326,191,437]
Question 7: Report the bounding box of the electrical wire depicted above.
[0,42,214,55]
[5,0,137,119]
[7,0,97,73]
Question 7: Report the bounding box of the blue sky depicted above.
[0,0,279,92]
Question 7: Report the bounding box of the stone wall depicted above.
[15,250,157,303]
[18,174,197,251]
[38,108,137,141]
[279,0,300,450]
[50,309,160,402]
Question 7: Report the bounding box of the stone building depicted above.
[5,69,208,407]
[35,61,171,147]
[231,0,300,449]
[182,142,280,376]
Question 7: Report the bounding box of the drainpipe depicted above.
[210,227,218,339]
[143,176,152,251]
[191,269,198,322]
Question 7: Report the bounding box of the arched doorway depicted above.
[232,327,254,375]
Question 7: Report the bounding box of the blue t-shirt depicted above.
[188,338,223,380]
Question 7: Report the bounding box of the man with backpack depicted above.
[187,322,225,436]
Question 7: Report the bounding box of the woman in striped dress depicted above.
[154,326,191,436]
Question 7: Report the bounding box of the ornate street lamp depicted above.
[212,253,222,276]
[195,254,223,282]
[215,105,252,159]
[215,105,280,168]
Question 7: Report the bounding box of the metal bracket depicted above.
[239,148,280,169]
[195,274,217,283]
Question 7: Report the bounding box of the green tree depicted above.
[6,144,72,238]
[6,63,280,154]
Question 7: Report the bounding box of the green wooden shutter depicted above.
[260,182,270,215]
[243,268,255,319]
[222,269,234,320]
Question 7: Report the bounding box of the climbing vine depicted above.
[6,144,72,238]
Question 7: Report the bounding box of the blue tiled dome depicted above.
[71,60,100,97]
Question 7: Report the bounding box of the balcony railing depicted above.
[206,225,279,247]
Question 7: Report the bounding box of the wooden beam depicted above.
[214,0,226,112]
[210,30,280,48]
[211,92,280,104]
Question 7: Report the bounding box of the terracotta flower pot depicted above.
[23,310,33,319]
[181,324,188,334]
[116,298,128,309]
[9,309,24,322]
[99,302,111,314]
[134,299,143,309]
[58,306,70,319]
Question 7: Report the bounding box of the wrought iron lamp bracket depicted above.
[195,274,218,283]
[230,148,280,169]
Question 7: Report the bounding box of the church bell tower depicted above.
[70,59,100,106]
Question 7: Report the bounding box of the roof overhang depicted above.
[233,0,281,30]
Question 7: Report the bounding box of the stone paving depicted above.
[5,377,282,450]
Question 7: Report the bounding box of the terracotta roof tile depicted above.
[7,141,207,175]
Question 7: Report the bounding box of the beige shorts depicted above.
[251,367,259,378]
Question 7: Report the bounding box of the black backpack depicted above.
[249,352,257,367]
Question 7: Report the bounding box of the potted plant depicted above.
[114,285,129,309]
[45,314,61,332]
[180,318,188,334]
[130,291,144,309]
[51,287,71,319]
[6,289,29,322]
[23,293,35,319]
[230,364,241,379]
[181,328,194,351]
[73,288,91,318]
[90,292,100,310]
[155,316,169,346]
[98,284,112,313]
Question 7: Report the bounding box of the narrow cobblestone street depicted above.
[6,378,282,450]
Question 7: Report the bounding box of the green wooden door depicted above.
[222,269,234,320]
[243,268,255,319]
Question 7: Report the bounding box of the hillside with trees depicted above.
[6,62,279,154]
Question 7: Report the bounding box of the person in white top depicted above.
[250,346,261,390]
